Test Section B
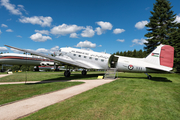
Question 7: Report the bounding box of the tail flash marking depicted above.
[160,45,174,68]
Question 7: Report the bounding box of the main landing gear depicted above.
[64,70,71,77]
[82,69,87,76]
[145,73,152,79]
[64,69,87,77]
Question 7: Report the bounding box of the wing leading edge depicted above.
[4,45,93,69]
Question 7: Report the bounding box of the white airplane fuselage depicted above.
[58,45,173,73]
[0,53,54,66]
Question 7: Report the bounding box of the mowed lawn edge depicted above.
[20,73,180,120]
[0,71,105,82]
[0,81,84,106]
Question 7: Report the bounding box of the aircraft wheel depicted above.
[64,70,71,77]
[147,75,152,79]
[82,70,87,75]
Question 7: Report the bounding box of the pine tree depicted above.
[144,0,177,54]
[170,23,180,72]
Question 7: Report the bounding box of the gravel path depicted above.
[0,79,114,120]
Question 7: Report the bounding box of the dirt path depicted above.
[0,79,114,120]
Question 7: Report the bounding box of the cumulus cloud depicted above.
[70,33,78,38]
[1,0,22,15]
[96,21,113,30]
[135,20,148,29]
[81,26,95,37]
[0,47,8,52]
[98,45,102,47]
[50,46,59,53]
[17,35,22,38]
[116,39,125,42]
[95,27,103,35]
[35,30,49,35]
[30,33,52,42]
[50,24,84,36]
[1,24,8,27]
[131,38,148,47]
[6,29,13,32]
[10,48,22,53]
[36,48,50,54]
[76,40,96,48]
[95,21,113,35]
[19,16,53,27]
[113,28,125,34]
[175,14,180,23]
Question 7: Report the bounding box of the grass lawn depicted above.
[20,73,180,120]
[0,71,105,82]
[0,82,83,105]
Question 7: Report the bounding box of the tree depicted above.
[144,0,177,54]
[170,23,180,72]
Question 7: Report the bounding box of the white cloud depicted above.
[50,46,59,53]
[17,35,22,38]
[10,48,22,53]
[1,0,22,15]
[135,20,148,29]
[117,39,125,42]
[19,16,53,27]
[35,30,49,35]
[175,15,180,23]
[17,4,28,15]
[76,40,96,48]
[113,28,125,34]
[70,33,78,38]
[98,45,102,47]
[50,24,84,35]
[0,30,2,35]
[30,33,52,42]
[96,21,113,30]
[6,29,13,32]
[0,47,8,52]
[1,24,8,27]
[81,26,95,37]
[36,48,50,54]
[95,21,113,35]
[95,27,103,35]
[131,38,148,47]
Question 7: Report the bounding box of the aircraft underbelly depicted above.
[0,59,40,65]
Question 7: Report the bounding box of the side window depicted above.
[101,59,104,62]
[89,57,92,59]
[95,58,98,61]
[73,54,76,56]
[84,56,86,58]
[79,55,81,57]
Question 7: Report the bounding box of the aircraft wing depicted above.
[5,45,93,69]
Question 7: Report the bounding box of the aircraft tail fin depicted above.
[145,44,174,68]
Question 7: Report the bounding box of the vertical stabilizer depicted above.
[145,44,174,68]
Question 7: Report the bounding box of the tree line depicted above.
[113,49,148,58]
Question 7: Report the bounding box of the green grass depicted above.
[0,82,83,105]
[20,73,180,120]
[0,71,105,82]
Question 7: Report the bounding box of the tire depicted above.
[64,70,71,77]
[148,75,152,79]
[82,70,87,75]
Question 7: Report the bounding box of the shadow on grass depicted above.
[119,76,172,82]
[25,73,104,85]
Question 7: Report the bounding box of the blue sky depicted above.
[0,0,180,54]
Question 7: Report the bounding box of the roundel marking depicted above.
[128,65,134,70]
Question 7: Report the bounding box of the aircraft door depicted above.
[108,55,119,68]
